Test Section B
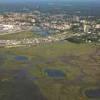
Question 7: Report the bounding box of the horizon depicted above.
[0,0,100,3]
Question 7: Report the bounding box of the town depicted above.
[0,11,100,47]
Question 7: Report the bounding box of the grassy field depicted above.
[0,41,100,100]
[0,31,41,40]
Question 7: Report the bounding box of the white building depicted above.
[95,24,100,29]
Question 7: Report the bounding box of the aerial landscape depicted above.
[0,0,100,100]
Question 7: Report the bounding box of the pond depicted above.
[32,26,49,36]
[13,69,27,79]
[13,69,38,81]
[44,69,65,78]
[15,56,28,61]
[85,88,100,98]
[33,26,56,36]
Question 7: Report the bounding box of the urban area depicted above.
[0,11,100,47]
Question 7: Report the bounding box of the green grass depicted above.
[0,31,41,40]
[0,41,100,100]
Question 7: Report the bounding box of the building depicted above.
[95,24,100,29]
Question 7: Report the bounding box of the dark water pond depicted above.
[13,69,28,80]
[33,26,49,36]
[85,88,100,98]
[44,69,65,78]
[13,69,37,81]
[15,56,28,61]
[33,26,56,36]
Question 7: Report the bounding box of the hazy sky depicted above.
[0,0,99,3]
[0,0,99,2]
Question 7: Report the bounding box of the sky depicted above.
[0,0,99,2]
[0,0,99,3]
